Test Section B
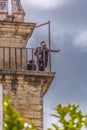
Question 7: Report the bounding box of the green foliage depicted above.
[48,104,87,130]
[3,96,37,130]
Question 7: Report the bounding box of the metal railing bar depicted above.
[9,47,11,69]
[20,48,22,70]
[3,47,5,69]
[15,48,17,69]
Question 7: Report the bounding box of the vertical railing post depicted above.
[3,47,5,69]
[9,47,11,69]
[43,49,45,71]
[26,48,29,65]
[20,48,22,70]
[15,48,17,69]
[48,21,51,72]
[32,48,34,70]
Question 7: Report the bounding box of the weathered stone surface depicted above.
[0,0,8,21]
[12,0,24,13]
[0,0,8,12]
[0,0,25,22]
[12,0,25,22]
[0,70,55,130]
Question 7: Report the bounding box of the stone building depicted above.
[0,0,55,130]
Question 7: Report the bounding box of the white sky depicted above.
[73,30,87,49]
[8,0,12,15]
[28,0,64,8]
[23,0,75,9]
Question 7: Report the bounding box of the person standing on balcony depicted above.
[34,41,46,71]
[34,41,61,71]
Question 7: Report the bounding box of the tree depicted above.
[48,104,87,130]
[3,96,37,130]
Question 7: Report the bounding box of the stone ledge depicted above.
[0,69,55,77]
[0,69,55,96]
[0,21,36,26]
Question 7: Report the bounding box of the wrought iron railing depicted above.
[0,47,51,72]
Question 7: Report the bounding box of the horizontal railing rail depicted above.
[0,47,51,72]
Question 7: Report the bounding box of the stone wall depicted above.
[0,70,55,130]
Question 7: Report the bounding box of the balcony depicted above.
[0,46,51,72]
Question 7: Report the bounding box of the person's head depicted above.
[29,60,35,64]
[40,41,47,48]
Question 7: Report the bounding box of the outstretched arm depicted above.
[49,49,61,53]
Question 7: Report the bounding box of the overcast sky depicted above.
[21,0,87,129]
